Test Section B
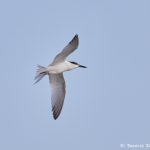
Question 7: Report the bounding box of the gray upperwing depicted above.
[49,73,66,120]
[51,34,79,65]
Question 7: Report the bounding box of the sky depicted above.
[0,0,150,149]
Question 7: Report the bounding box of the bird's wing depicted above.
[51,34,79,65]
[49,73,66,120]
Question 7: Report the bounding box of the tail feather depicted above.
[34,65,47,84]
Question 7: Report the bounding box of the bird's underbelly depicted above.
[47,63,71,74]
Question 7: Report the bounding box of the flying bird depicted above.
[34,34,87,120]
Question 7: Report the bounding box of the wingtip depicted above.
[53,113,59,120]
[74,34,78,38]
[69,34,79,45]
[53,116,58,120]
[52,107,60,120]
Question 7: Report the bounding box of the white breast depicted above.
[47,61,77,74]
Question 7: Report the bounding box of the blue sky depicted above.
[0,0,150,149]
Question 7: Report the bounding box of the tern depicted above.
[34,34,87,120]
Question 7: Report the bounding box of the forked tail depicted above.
[34,65,47,84]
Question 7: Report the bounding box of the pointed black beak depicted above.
[78,64,87,68]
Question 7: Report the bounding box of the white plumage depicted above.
[34,34,86,120]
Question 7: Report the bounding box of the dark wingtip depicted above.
[53,116,57,120]
[69,34,79,45]
[75,34,78,37]
[73,34,78,40]
[53,113,59,120]
[52,107,60,120]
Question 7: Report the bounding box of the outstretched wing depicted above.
[51,34,79,65]
[49,73,66,119]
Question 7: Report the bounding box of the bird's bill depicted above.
[78,64,87,68]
